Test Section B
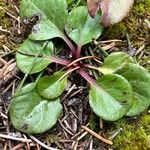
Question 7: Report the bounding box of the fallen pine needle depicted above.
[0,133,32,143]
[81,125,113,145]
[10,143,24,150]
[29,135,59,150]
[77,131,88,141]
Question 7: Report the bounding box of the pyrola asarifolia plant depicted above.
[9,0,150,134]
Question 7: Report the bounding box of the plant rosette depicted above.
[9,0,150,134]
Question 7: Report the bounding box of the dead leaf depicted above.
[100,0,134,26]
[87,0,101,18]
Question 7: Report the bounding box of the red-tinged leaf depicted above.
[87,0,101,18]
[100,0,134,27]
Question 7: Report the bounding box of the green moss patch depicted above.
[105,0,150,48]
[110,113,150,150]
[0,0,11,29]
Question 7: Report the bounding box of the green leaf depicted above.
[89,74,132,121]
[9,83,63,134]
[66,6,103,46]
[116,63,150,116]
[98,52,134,74]
[37,72,67,99]
[20,0,68,40]
[16,39,54,74]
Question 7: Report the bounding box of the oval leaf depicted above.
[66,6,103,46]
[20,0,68,40]
[37,72,67,99]
[116,63,150,116]
[98,52,134,74]
[100,0,134,26]
[89,74,132,121]
[9,83,63,134]
[16,39,54,74]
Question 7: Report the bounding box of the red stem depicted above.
[76,45,82,58]
[58,66,80,81]
[79,69,97,86]
[49,56,70,66]
[67,56,99,68]
[63,37,76,57]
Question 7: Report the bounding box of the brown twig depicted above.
[81,125,113,145]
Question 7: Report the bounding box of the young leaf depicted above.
[89,74,132,121]
[98,52,134,74]
[9,83,63,134]
[16,39,54,74]
[100,0,134,27]
[116,63,150,116]
[66,6,103,47]
[37,72,68,99]
[20,0,68,40]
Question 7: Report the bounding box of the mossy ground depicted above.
[105,0,150,47]
[109,112,150,150]
[0,0,20,53]
[0,0,11,29]
[104,0,150,70]
[0,0,11,52]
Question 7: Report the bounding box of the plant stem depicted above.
[85,48,100,79]
[94,39,109,57]
[15,73,28,96]
[79,69,97,86]
[35,71,43,84]
[63,37,76,56]
[67,56,100,68]
[76,45,82,58]
[58,66,80,81]
[98,45,109,57]
[49,56,70,65]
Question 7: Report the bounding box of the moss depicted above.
[0,0,15,52]
[106,0,150,48]
[103,0,150,71]
[110,113,150,150]
[0,0,11,29]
